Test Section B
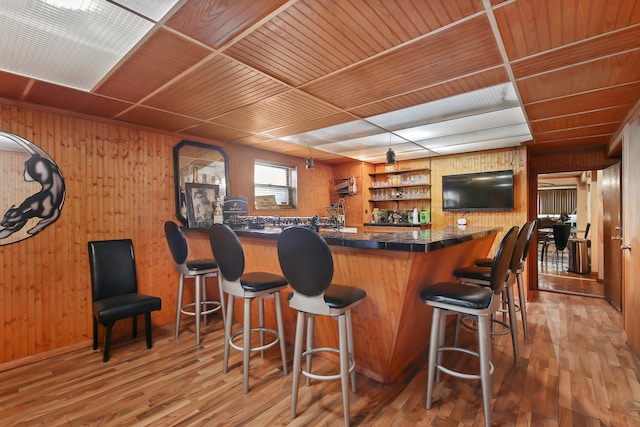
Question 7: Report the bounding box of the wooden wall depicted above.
[430,147,528,253]
[0,102,331,367]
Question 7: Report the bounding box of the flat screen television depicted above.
[442,170,514,211]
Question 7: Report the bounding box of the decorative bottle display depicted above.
[412,207,419,224]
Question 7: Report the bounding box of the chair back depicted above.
[209,223,245,282]
[489,226,519,295]
[520,220,537,263]
[552,223,571,251]
[88,239,138,302]
[277,226,333,297]
[164,221,189,274]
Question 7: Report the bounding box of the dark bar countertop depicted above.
[232,225,499,253]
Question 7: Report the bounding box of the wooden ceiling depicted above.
[1,0,639,162]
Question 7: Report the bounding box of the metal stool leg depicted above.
[426,307,442,409]
[291,311,305,419]
[477,313,492,426]
[338,313,350,427]
[175,274,185,338]
[516,271,529,339]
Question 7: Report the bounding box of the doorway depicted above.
[536,171,603,298]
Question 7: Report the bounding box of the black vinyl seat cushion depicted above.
[185,259,218,271]
[241,271,288,293]
[453,265,491,283]
[420,282,493,310]
[93,293,161,324]
[287,283,367,309]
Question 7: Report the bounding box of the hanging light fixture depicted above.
[386,134,396,164]
[305,147,314,169]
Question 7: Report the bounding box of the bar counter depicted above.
[185,225,499,384]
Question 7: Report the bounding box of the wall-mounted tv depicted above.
[442,170,514,211]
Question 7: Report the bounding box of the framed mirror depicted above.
[173,140,228,226]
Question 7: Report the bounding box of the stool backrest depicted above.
[510,221,536,270]
[520,220,537,263]
[277,226,333,297]
[209,223,245,282]
[490,226,519,295]
[164,221,188,266]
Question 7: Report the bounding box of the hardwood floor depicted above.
[1,291,640,426]
[538,245,604,298]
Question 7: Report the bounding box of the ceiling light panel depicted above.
[413,123,531,149]
[112,0,179,21]
[0,0,177,90]
[396,107,528,142]
[429,135,529,155]
[367,82,520,131]
[282,120,383,145]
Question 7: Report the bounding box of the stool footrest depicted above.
[229,327,280,353]
[436,346,495,380]
[300,346,355,382]
[179,301,222,317]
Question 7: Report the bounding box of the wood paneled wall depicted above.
[0,102,334,367]
[430,147,528,253]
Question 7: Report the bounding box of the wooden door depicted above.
[623,120,640,355]
[603,162,622,310]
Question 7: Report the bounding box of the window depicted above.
[254,160,297,208]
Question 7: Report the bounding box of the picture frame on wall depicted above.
[185,183,218,228]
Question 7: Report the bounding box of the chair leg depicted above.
[131,315,137,339]
[195,275,202,346]
[477,313,493,426]
[243,297,252,394]
[436,311,446,384]
[506,286,519,362]
[291,311,305,419]
[93,317,98,350]
[274,293,288,375]
[223,294,235,374]
[338,313,350,427]
[145,312,153,349]
[217,276,226,330]
[426,307,442,409]
[176,274,185,338]
[346,310,356,393]
[258,297,265,358]
[103,322,114,363]
[305,315,314,387]
[202,275,208,327]
[516,271,529,339]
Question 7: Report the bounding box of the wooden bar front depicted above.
[186,229,496,384]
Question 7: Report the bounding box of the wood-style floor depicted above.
[537,245,604,298]
[2,289,640,426]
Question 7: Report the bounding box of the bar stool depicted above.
[164,221,223,346]
[208,223,288,394]
[420,226,518,427]
[453,222,532,362]
[277,226,366,427]
[474,220,536,339]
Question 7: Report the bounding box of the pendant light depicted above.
[305,147,314,169]
[386,134,396,164]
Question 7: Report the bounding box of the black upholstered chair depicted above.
[552,223,572,264]
[164,221,222,346]
[473,220,536,339]
[209,223,288,394]
[88,239,162,362]
[277,226,366,427]
[420,226,518,427]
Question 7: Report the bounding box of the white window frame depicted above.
[254,160,297,208]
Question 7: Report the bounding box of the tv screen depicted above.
[442,170,514,211]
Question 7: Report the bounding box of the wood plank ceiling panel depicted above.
[180,122,252,142]
[24,81,132,118]
[116,106,204,132]
[302,16,502,109]
[518,51,640,104]
[494,0,640,61]
[533,123,619,143]
[261,112,356,138]
[525,82,640,121]
[529,107,630,134]
[0,71,31,99]
[143,55,289,120]
[95,28,212,102]
[225,0,483,86]
[211,90,342,133]
[349,67,509,118]
[164,0,289,49]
